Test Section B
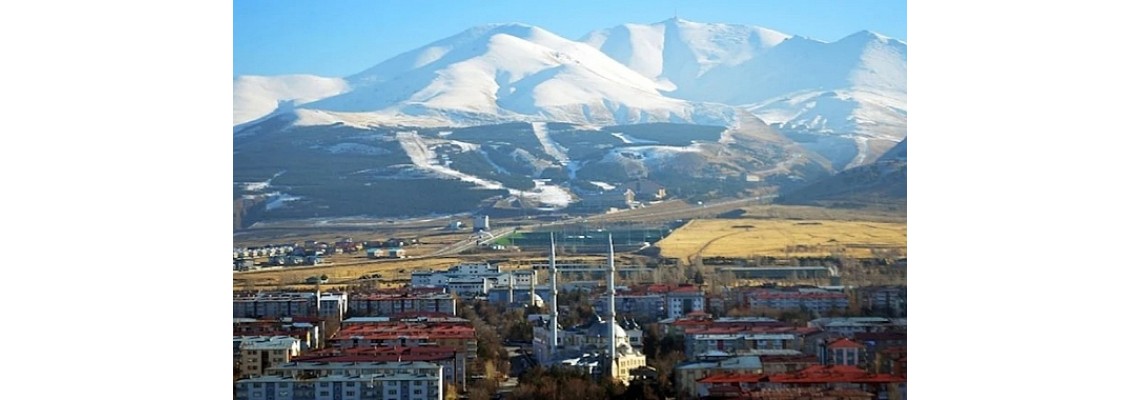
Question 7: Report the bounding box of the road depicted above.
[430,227,516,256]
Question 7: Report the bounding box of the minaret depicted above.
[549,232,558,363]
[314,284,321,317]
[529,270,537,307]
[508,273,515,305]
[607,234,618,379]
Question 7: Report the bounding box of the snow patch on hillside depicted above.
[610,132,659,144]
[604,144,703,169]
[265,192,303,211]
[516,179,573,209]
[238,171,286,192]
[590,181,616,190]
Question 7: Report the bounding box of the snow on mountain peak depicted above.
[277,23,736,127]
[233,20,904,136]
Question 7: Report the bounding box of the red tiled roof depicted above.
[767,365,905,384]
[685,326,817,336]
[332,322,475,341]
[698,372,766,384]
[827,338,865,349]
[293,346,461,362]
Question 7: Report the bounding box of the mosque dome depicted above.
[585,320,627,338]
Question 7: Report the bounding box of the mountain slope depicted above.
[299,23,736,127]
[777,138,906,206]
[581,18,790,94]
[584,20,906,168]
[233,75,349,126]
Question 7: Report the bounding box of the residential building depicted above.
[657,315,787,337]
[348,293,456,316]
[282,350,466,391]
[234,292,348,320]
[808,317,906,337]
[682,325,818,359]
[235,362,443,400]
[818,338,867,367]
[747,287,850,314]
[856,285,907,316]
[237,336,302,377]
[665,285,706,318]
[329,321,477,365]
[592,284,705,320]
[234,317,321,350]
[674,356,763,398]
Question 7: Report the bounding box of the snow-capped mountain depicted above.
[233,21,906,165]
[232,75,349,126]
[286,23,735,127]
[581,18,792,96]
[583,19,906,167]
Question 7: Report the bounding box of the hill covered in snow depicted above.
[232,19,906,224]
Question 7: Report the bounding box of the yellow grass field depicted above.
[233,256,464,291]
[658,219,906,262]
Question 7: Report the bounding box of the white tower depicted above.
[549,232,558,362]
[529,270,537,307]
[508,273,515,304]
[607,234,617,379]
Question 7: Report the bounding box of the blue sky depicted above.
[234,0,906,77]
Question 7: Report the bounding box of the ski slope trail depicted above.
[532,122,571,166]
[396,131,505,190]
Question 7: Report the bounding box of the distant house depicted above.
[334,239,363,253]
[386,248,407,259]
[620,179,666,202]
[577,189,635,212]
[234,258,257,271]
[366,248,385,259]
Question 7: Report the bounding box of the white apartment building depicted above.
[235,368,443,400]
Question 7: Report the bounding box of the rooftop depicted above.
[236,336,300,350]
[826,338,865,349]
[768,365,905,384]
[698,372,765,384]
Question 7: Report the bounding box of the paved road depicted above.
[430,227,516,256]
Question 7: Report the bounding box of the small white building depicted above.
[446,277,493,297]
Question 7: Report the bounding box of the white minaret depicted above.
[529,270,537,307]
[607,234,617,379]
[508,273,515,304]
[549,232,558,362]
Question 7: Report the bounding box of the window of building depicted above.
[253,383,262,388]
[320,391,328,396]
[346,382,355,387]
[320,382,329,387]
[414,389,422,394]
[346,391,355,396]
[388,389,397,395]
